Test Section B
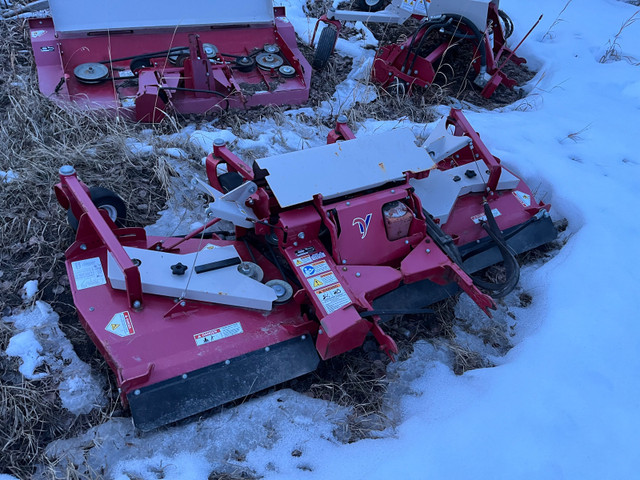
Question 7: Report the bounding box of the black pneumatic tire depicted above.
[355,0,389,12]
[67,186,127,231]
[313,25,338,70]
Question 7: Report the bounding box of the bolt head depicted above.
[265,347,270,352]
[337,114,348,124]
[133,300,142,309]
[225,359,231,365]
[89,307,95,312]
[342,259,347,264]
[59,165,75,176]
[318,329,323,335]
[346,201,350,206]
[213,138,226,147]
[293,241,298,247]
[355,272,361,278]
[301,335,306,340]
[80,244,87,250]
[298,232,305,239]
[391,189,395,194]
[182,374,188,379]
[426,249,431,253]
[180,301,186,307]
[134,389,141,396]
[405,240,409,244]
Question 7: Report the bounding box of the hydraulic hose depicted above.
[423,203,520,298]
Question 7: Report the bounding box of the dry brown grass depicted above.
[0,16,177,479]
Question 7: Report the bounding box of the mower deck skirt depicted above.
[128,335,319,431]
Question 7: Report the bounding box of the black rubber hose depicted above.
[498,9,514,39]
[408,14,488,74]
[423,205,520,298]
[401,19,450,73]
[444,14,487,69]
[468,203,520,297]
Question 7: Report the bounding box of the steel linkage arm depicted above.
[55,166,144,310]
[447,109,501,192]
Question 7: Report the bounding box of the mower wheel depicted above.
[355,0,389,12]
[313,25,338,70]
[67,186,127,231]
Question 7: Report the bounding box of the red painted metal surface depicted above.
[56,109,554,426]
[371,4,531,98]
[29,9,311,122]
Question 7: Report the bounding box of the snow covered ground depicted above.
[3,0,640,478]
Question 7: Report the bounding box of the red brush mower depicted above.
[29,0,311,123]
[55,109,556,430]
[313,0,539,98]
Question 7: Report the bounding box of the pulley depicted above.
[263,43,280,54]
[256,52,284,71]
[265,279,293,304]
[202,43,219,59]
[235,56,256,72]
[278,65,296,78]
[73,63,109,84]
[237,262,265,282]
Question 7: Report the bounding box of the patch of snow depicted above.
[41,390,349,479]
[0,169,17,183]
[126,138,154,156]
[6,329,46,379]
[20,279,38,301]
[190,129,237,153]
[3,302,104,415]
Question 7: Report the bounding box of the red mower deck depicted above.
[29,0,311,122]
[55,109,557,430]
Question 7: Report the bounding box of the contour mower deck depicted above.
[29,0,311,122]
[55,109,557,430]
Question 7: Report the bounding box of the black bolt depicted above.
[465,169,477,178]
[453,175,461,182]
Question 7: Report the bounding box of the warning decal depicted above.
[308,271,339,290]
[105,311,135,337]
[71,257,106,290]
[300,260,331,278]
[293,255,313,267]
[513,190,532,207]
[471,208,502,225]
[194,322,243,346]
[315,283,351,314]
[293,252,326,267]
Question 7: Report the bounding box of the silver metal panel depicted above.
[410,161,520,223]
[257,129,435,208]
[49,0,274,33]
[428,0,491,30]
[107,244,277,310]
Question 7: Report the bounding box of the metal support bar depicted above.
[58,170,143,309]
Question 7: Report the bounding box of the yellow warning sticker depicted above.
[307,271,339,291]
[105,311,135,338]
[315,282,351,314]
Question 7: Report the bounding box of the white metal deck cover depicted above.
[256,128,436,208]
[48,0,275,33]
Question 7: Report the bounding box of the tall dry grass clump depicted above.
[0,16,176,478]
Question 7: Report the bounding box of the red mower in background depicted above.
[28,0,311,123]
[313,0,539,98]
[55,109,557,430]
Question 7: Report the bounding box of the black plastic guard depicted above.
[372,214,558,315]
[128,335,320,431]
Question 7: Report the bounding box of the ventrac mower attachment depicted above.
[312,0,536,98]
[55,109,557,430]
[29,0,311,123]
